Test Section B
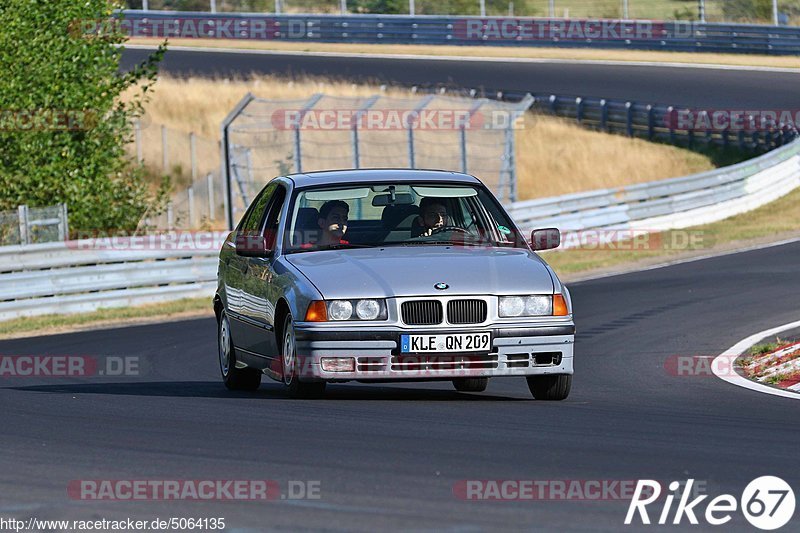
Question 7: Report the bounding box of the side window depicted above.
[239,184,276,232]
[262,186,287,250]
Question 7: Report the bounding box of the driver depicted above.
[303,200,350,248]
[411,197,449,238]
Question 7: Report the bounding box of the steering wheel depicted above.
[430,225,470,235]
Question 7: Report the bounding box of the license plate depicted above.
[400,333,491,353]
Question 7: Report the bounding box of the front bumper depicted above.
[292,324,574,381]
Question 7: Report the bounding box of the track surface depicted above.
[120,47,800,108]
[1,50,797,531]
[2,241,799,531]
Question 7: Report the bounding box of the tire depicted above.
[452,377,489,392]
[218,310,261,391]
[526,374,571,401]
[281,313,326,399]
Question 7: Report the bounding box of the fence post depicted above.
[622,0,629,19]
[599,99,608,131]
[161,125,169,170]
[409,0,415,16]
[459,126,468,173]
[210,0,217,13]
[167,202,174,231]
[58,203,69,241]
[188,186,195,228]
[18,205,29,245]
[340,0,347,14]
[549,94,558,114]
[143,0,149,10]
[135,119,143,163]
[407,95,434,168]
[190,132,198,181]
[480,0,486,17]
[575,97,583,125]
[667,106,675,144]
[207,173,215,221]
[275,0,282,15]
[646,104,655,140]
[698,0,705,23]
[625,102,634,137]
[549,0,555,18]
[773,0,779,26]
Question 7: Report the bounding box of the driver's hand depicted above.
[421,227,434,237]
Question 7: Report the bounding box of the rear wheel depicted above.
[527,374,571,401]
[281,314,326,399]
[218,310,261,391]
[452,377,489,392]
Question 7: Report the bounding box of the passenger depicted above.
[316,200,350,246]
[411,197,449,238]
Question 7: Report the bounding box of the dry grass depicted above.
[128,38,800,70]
[133,75,713,202]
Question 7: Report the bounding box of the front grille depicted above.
[401,300,443,325]
[447,299,487,324]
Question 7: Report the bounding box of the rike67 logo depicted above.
[625,477,795,530]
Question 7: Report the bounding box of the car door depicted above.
[227,184,276,353]
[239,184,288,361]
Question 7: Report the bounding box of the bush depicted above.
[0,0,166,233]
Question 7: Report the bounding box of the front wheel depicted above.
[218,310,261,391]
[526,374,571,401]
[281,314,326,399]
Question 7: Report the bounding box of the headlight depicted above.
[499,295,555,317]
[320,299,388,321]
[328,300,353,321]
[498,296,525,317]
[356,299,381,320]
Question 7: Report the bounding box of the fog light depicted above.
[320,357,355,372]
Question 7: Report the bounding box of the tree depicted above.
[0,0,166,233]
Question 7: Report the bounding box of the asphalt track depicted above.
[2,241,800,531]
[120,47,800,109]
[0,50,798,531]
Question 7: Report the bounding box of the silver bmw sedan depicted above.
[214,169,574,399]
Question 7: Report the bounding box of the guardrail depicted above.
[507,137,800,236]
[0,234,224,321]
[118,11,800,55]
[3,135,798,321]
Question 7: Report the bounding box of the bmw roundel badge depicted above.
[434,282,449,290]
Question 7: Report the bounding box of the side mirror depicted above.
[235,231,271,257]
[531,228,561,251]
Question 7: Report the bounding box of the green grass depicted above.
[0,298,211,338]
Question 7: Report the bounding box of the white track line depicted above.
[124,44,800,73]
[713,319,800,400]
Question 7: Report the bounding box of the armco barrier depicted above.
[2,138,799,320]
[507,137,800,237]
[116,11,800,55]
[0,235,224,321]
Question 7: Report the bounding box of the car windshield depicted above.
[283,182,525,253]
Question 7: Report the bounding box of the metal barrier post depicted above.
[600,99,608,131]
[58,203,69,241]
[575,97,584,125]
[221,93,255,230]
[625,102,634,137]
[188,186,195,228]
[407,95,434,168]
[18,205,29,245]
[647,105,655,140]
[294,94,324,174]
[352,95,379,169]
[207,173,215,221]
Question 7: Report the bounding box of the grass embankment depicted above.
[133,75,714,202]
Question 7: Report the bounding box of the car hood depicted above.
[285,246,555,299]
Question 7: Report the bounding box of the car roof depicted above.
[284,168,482,188]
